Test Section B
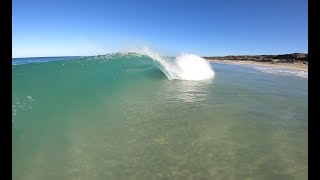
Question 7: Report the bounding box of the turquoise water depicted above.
[12,53,308,179]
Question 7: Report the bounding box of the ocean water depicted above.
[12,50,308,180]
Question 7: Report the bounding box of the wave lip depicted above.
[123,47,215,81]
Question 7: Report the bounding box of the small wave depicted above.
[251,65,308,78]
[12,56,81,65]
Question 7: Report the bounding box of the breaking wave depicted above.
[12,48,215,81]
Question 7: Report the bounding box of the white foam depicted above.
[122,47,215,80]
[251,66,308,78]
[173,54,215,80]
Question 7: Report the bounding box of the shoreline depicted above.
[207,59,308,72]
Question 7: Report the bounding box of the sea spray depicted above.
[122,47,215,80]
[173,54,215,80]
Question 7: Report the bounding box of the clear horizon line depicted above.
[12,51,308,59]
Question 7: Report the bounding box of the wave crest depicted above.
[12,47,215,81]
[122,47,215,80]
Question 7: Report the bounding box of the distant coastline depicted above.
[203,53,308,71]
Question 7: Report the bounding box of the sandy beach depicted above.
[207,59,308,72]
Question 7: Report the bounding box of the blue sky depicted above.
[12,0,308,57]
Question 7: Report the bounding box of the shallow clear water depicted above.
[12,55,307,180]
